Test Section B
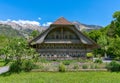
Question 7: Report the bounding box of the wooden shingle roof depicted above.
[29,17,98,48]
[52,17,73,25]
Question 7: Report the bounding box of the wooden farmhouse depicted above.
[29,17,98,59]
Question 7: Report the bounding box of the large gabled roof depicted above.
[52,17,73,25]
[29,17,98,48]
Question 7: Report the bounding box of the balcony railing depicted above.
[44,39,80,43]
[37,49,92,52]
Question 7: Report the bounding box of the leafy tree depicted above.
[97,35,108,58]
[86,30,102,42]
[30,30,39,38]
[106,22,116,37]
[0,37,39,65]
[107,11,120,37]
[0,35,10,49]
[108,36,120,59]
[89,11,120,59]
[113,11,120,21]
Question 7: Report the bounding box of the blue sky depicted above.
[0,0,120,26]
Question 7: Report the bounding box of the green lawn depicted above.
[0,72,120,83]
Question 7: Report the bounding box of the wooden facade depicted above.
[29,17,98,59]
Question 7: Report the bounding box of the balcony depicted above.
[44,39,80,43]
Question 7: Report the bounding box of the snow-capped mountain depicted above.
[0,20,43,31]
[73,21,102,31]
[0,20,44,38]
[0,19,102,38]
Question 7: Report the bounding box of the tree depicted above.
[0,37,39,64]
[86,30,102,42]
[0,36,13,65]
[107,11,120,37]
[30,30,39,38]
[113,11,120,21]
[97,35,108,58]
[107,22,116,37]
[0,35,10,49]
[108,35,120,59]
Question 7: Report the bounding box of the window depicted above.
[64,35,68,39]
[56,35,59,39]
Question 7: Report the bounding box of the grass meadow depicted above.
[0,72,120,83]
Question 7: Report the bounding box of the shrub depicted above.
[4,58,11,66]
[9,61,22,73]
[86,52,93,58]
[96,54,102,58]
[73,64,79,69]
[9,60,37,73]
[82,64,88,69]
[90,64,94,69]
[62,60,71,65]
[33,56,39,62]
[59,63,66,72]
[89,64,99,69]
[114,57,120,61]
[94,64,99,69]
[78,58,87,63]
[22,60,36,72]
[94,59,103,64]
[106,61,120,72]
[43,66,50,71]
[38,58,48,63]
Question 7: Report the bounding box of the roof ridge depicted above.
[52,17,73,25]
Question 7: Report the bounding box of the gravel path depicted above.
[0,66,9,74]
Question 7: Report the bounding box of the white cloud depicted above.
[12,20,40,26]
[0,19,53,27]
[42,22,52,26]
[0,19,40,26]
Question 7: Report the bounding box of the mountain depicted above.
[41,21,102,31]
[0,20,102,38]
[0,24,23,37]
[0,21,44,38]
[73,21,102,31]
